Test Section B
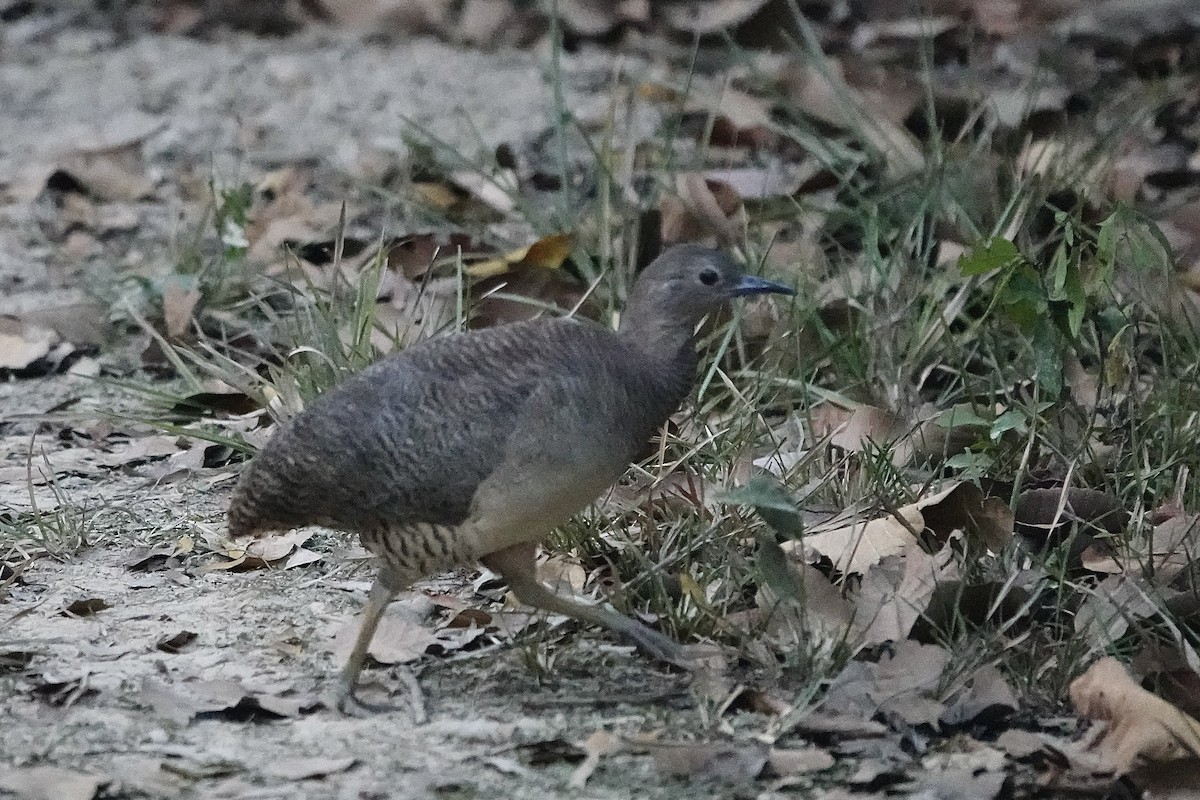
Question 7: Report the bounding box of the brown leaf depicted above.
[995,728,1049,760]
[792,505,922,575]
[384,232,486,280]
[1070,657,1200,774]
[647,741,768,781]
[756,561,855,646]
[155,630,198,653]
[905,766,1006,800]
[940,665,1019,727]
[663,173,742,246]
[764,746,836,776]
[470,265,592,329]
[659,0,772,33]
[162,282,201,339]
[776,60,923,177]
[813,403,905,455]
[1150,514,1200,584]
[449,169,517,214]
[0,318,58,371]
[209,529,312,572]
[1130,757,1200,799]
[61,597,110,617]
[700,166,810,200]
[786,711,889,738]
[332,606,438,665]
[1015,487,1128,565]
[140,677,314,724]
[56,154,155,202]
[538,554,588,594]
[853,541,960,646]
[823,640,951,725]
[262,757,356,780]
[557,0,620,35]
[16,303,109,348]
[466,233,573,278]
[281,547,324,570]
[916,481,1014,551]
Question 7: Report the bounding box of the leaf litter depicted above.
[5,1,1200,798]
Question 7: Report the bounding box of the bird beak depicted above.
[730,275,796,297]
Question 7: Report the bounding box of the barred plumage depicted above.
[226,244,794,713]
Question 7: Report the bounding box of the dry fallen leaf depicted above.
[764,746,836,776]
[55,154,156,202]
[646,741,769,781]
[332,605,438,665]
[140,677,315,724]
[823,640,951,726]
[61,597,111,618]
[852,540,960,647]
[467,233,573,278]
[161,281,201,339]
[792,505,922,575]
[915,482,1014,551]
[660,173,742,246]
[1015,486,1128,566]
[666,0,776,33]
[940,665,1019,728]
[755,561,855,648]
[1070,657,1200,774]
[209,530,314,571]
[0,766,106,800]
[776,60,923,177]
[262,757,356,781]
[0,318,59,371]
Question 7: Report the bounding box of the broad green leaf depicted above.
[935,405,992,429]
[1032,321,1063,397]
[946,451,991,471]
[990,409,1026,440]
[959,237,1022,277]
[719,477,806,603]
[719,476,805,540]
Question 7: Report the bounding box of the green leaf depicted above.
[959,237,1022,277]
[719,477,806,604]
[946,451,991,471]
[935,405,992,429]
[989,409,1026,440]
[1000,268,1047,330]
[1031,321,1063,397]
[718,476,804,540]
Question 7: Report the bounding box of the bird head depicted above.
[622,244,795,332]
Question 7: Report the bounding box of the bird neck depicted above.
[617,311,700,400]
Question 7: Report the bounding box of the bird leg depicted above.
[335,567,405,716]
[482,542,689,667]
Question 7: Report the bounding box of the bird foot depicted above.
[333,685,399,717]
[621,625,692,668]
[621,626,731,676]
[332,667,427,722]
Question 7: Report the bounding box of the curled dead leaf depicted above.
[1015,487,1128,567]
[1070,657,1200,774]
[467,233,573,278]
[0,318,59,372]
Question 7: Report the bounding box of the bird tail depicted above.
[226,490,260,540]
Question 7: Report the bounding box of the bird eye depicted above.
[698,268,720,286]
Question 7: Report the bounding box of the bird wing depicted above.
[242,319,640,532]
